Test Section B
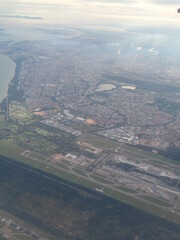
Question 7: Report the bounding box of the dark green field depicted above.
[0,156,180,240]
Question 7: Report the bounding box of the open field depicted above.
[0,222,5,228]
[73,167,87,176]
[0,106,79,156]
[55,162,69,170]
[9,103,34,125]
[140,195,173,208]
[78,134,120,149]
[90,174,113,184]
[115,185,137,194]
[14,235,34,240]
[122,144,180,166]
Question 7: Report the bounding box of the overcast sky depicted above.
[0,0,179,29]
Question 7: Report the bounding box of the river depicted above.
[0,54,16,102]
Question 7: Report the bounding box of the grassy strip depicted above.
[14,234,34,240]
[115,185,137,194]
[90,174,112,184]
[140,195,173,208]
[55,162,69,170]
[72,168,87,176]
[122,144,180,166]
[0,222,5,228]
[79,133,120,149]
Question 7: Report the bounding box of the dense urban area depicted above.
[0,27,180,239]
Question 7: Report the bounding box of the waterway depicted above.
[95,83,116,92]
[121,85,136,90]
[0,54,16,102]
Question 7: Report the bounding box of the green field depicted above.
[55,162,69,170]
[9,103,34,125]
[79,133,120,149]
[14,235,34,240]
[122,144,180,166]
[73,167,87,176]
[140,195,173,208]
[0,221,5,228]
[0,103,79,156]
[115,185,137,194]
[90,174,113,184]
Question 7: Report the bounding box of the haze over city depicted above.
[0,1,180,240]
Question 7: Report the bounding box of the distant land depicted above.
[0,15,43,20]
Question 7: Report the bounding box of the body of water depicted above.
[95,83,116,92]
[121,85,136,91]
[0,54,16,102]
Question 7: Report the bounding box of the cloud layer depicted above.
[0,0,180,29]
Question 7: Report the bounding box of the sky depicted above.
[0,0,179,29]
[0,1,180,85]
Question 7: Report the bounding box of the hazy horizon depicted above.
[0,0,179,31]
